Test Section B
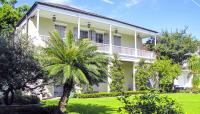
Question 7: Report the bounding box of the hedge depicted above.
[74,91,148,98]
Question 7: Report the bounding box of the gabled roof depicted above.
[17,1,158,33]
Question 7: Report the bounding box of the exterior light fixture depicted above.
[87,22,91,28]
[137,34,141,38]
[115,29,118,34]
[52,15,56,22]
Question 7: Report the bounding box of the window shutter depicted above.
[104,33,109,44]
[114,36,121,46]
[91,30,96,42]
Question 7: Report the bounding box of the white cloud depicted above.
[102,0,114,4]
[41,0,71,4]
[125,0,141,7]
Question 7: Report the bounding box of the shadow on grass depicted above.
[67,103,115,114]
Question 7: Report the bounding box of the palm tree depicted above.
[40,31,109,111]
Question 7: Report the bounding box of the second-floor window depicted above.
[55,25,66,39]
[80,30,89,38]
[96,33,104,43]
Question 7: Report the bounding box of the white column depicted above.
[109,24,113,56]
[36,9,40,33]
[133,62,137,91]
[154,35,157,46]
[25,15,29,35]
[77,17,81,39]
[107,24,113,92]
[134,31,137,57]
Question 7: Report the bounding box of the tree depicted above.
[146,28,199,64]
[0,0,29,43]
[135,59,181,92]
[110,54,125,92]
[39,31,109,111]
[189,55,200,89]
[150,59,181,92]
[135,59,152,90]
[0,34,47,105]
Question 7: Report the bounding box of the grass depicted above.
[43,93,200,114]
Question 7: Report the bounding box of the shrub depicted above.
[0,105,64,114]
[74,91,148,98]
[14,95,40,105]
[118,93,184,114]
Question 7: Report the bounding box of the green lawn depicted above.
[43,93,200,114]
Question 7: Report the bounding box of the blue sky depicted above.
[17,0,200,39]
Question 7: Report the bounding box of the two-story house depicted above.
[16,2,158,98]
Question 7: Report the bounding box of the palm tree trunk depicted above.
[58,81,73,112]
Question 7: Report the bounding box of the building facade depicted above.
[16,2,158,98]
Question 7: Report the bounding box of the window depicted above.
[80,30,88,38]
[96,33,104,43]
[55,25,66,39]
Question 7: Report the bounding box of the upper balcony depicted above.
[40,35,156,61]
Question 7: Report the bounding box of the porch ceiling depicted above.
[39,10,153,38]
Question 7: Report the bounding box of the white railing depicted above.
[113,45,136,56]
[95,43,110,54]
[40,35,50,43]
[96,43,155,59]
[39,35,155,59]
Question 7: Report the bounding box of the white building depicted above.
[16,1,159,98]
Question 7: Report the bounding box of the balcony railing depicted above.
[95,43,155,59]
[40,35,156,60]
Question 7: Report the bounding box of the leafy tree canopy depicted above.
[0,0,29,41]
[136,59,181,92]
[146,28,199,64]
[0,34,47,105]
[189,55,200,88]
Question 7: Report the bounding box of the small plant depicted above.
[118,93,184,114]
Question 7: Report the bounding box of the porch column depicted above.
[107,24,113,92]
[132,62,137,91]
[134,31,137,57]
[77,17,81,39]
[36,9,40,33]
[109,24,113,56]
[25,15,29,35]
[154,35,157,46]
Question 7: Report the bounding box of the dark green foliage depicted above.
[74,91,148,98]
[0,35,47,105]
[110,54,125,92]
[118,93,184,114]
[14,95,40,105]
[0,105,64,114]
[146,28,199,64]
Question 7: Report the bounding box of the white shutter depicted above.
[91,30,96,42]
